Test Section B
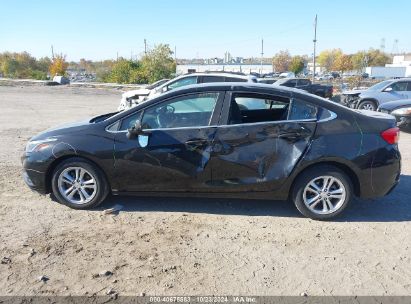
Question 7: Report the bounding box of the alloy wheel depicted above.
[360,103,375,111]
[57,167,97,205]
[302,175,346,215]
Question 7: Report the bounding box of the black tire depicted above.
[51,157,109,209]
[291,165,353,220]
[357,100,377,111]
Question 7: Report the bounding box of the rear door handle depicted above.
[278,132,302,139]
[185,139,208,150]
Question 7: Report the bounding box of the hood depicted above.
[30,119,93,142]
[342,89,365,95]
[379,99,411,111]
[122,88,151,98]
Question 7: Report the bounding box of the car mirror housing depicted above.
[126,120,143,139]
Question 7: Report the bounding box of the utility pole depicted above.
[260,38,264,75]
[174,46,177,73]
[144,39,147,55]
[312,14,317,82]
[51,45,54,59]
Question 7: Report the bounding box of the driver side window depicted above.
[141,92,219,129]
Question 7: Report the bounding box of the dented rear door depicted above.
[208,92,317,192]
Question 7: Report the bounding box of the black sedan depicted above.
[22,83,401,220]
[378,99,411,127]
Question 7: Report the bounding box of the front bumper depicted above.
[22,168,47,194]
[340,94,360,108]
[21,152,49,194]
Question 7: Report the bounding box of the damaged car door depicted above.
[112,92,224,192]
[209,91,317,192]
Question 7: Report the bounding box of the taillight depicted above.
[380,127,400,144]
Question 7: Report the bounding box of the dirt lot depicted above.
[0,85,410,296]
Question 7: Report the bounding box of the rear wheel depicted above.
[51,158,109,209]
[291,165,353,220]
[357,100,377,111]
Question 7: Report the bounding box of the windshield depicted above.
[146,79,169,90]
[367,80,393,91]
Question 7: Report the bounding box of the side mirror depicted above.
[384,87,393,92]
[162,86,168,93]
[126,120,143,139]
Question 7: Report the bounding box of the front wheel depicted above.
[51,158,109,209]
[357,100,377,111]
[291,165,353,220]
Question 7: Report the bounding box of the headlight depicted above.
[391,107,411,115]
[26,138,57,152]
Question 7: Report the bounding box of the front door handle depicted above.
[278,132,302,139]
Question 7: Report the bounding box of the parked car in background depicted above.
[257,78,278,84]
[341,78,411,110]
[279,72,295,78]
[119,79,169,110]
[378,99,411,127]
[274,78,333,98]
[118,72,257,110]
[22,83,401,220]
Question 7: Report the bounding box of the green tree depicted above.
[272,50,291,72]
[289,56,305,75]
[104,59,141,84]
[317,49,342,71]
[333,54,353,74]
[139,44,176,83]
[367,48,391,66]
[351,51,367,71]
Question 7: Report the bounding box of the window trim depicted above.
[218,91,323,127]
[106,91,225,133]
[219,90,291,126]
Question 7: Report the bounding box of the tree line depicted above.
[0,44,176,84]
[1,45,392,83]
[272,48,392,75]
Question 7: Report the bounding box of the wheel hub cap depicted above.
[302,175,346,215]
[57,167,97,205]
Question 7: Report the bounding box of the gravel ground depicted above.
[0,85,410,296]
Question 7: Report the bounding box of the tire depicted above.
[51,157,109,209]
[357,100,377,111]
[291,165,353,220]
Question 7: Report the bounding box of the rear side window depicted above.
[390,82,408,91]
[235,96,288,110]
[288,99,318,120]
[201,76,225,83]
[225,77,247,82]
[283,80,297,87]
[298,79,310,86]
[228,93,290,125]
[167,76,197,90]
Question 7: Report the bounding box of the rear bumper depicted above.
[360,145,401,199]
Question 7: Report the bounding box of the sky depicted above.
[1,0,410,61]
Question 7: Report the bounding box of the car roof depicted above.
[176,72,254,79]
[144,82,301,103]
[110,82,354,124]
